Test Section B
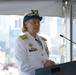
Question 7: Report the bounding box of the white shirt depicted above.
[14,32,49,75]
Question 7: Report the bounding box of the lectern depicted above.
[35,61,76,75]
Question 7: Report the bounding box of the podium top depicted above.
[35,61,76,75]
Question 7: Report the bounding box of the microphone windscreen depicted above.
[60,35,63,37]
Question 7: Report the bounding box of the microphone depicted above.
[60,35,64,37]
[60,34,76,45]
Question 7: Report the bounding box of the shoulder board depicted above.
[19,34,28,40]
[40,36,47,41]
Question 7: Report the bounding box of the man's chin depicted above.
[35,30,39,33]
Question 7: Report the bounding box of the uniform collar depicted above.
[25,32,38,40]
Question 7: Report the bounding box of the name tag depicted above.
[29,48,37,52]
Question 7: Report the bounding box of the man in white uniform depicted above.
[14,9,55,75]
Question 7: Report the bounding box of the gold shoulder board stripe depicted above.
[40,36,47,41]
[19,34,28,40]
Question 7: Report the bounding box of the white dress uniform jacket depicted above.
[14,32,49,75]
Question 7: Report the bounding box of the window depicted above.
[0,15,65,75]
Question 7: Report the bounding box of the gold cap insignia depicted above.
[31,10,39,16]
[27,10,39,16]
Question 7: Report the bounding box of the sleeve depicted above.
[14,38,32,75]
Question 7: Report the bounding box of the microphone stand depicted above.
[60,35,76,45]
[60,34,76,61]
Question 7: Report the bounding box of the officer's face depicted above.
[25,18,40,36]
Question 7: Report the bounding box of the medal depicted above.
[28,43,37,52]
[29,43,33,48]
